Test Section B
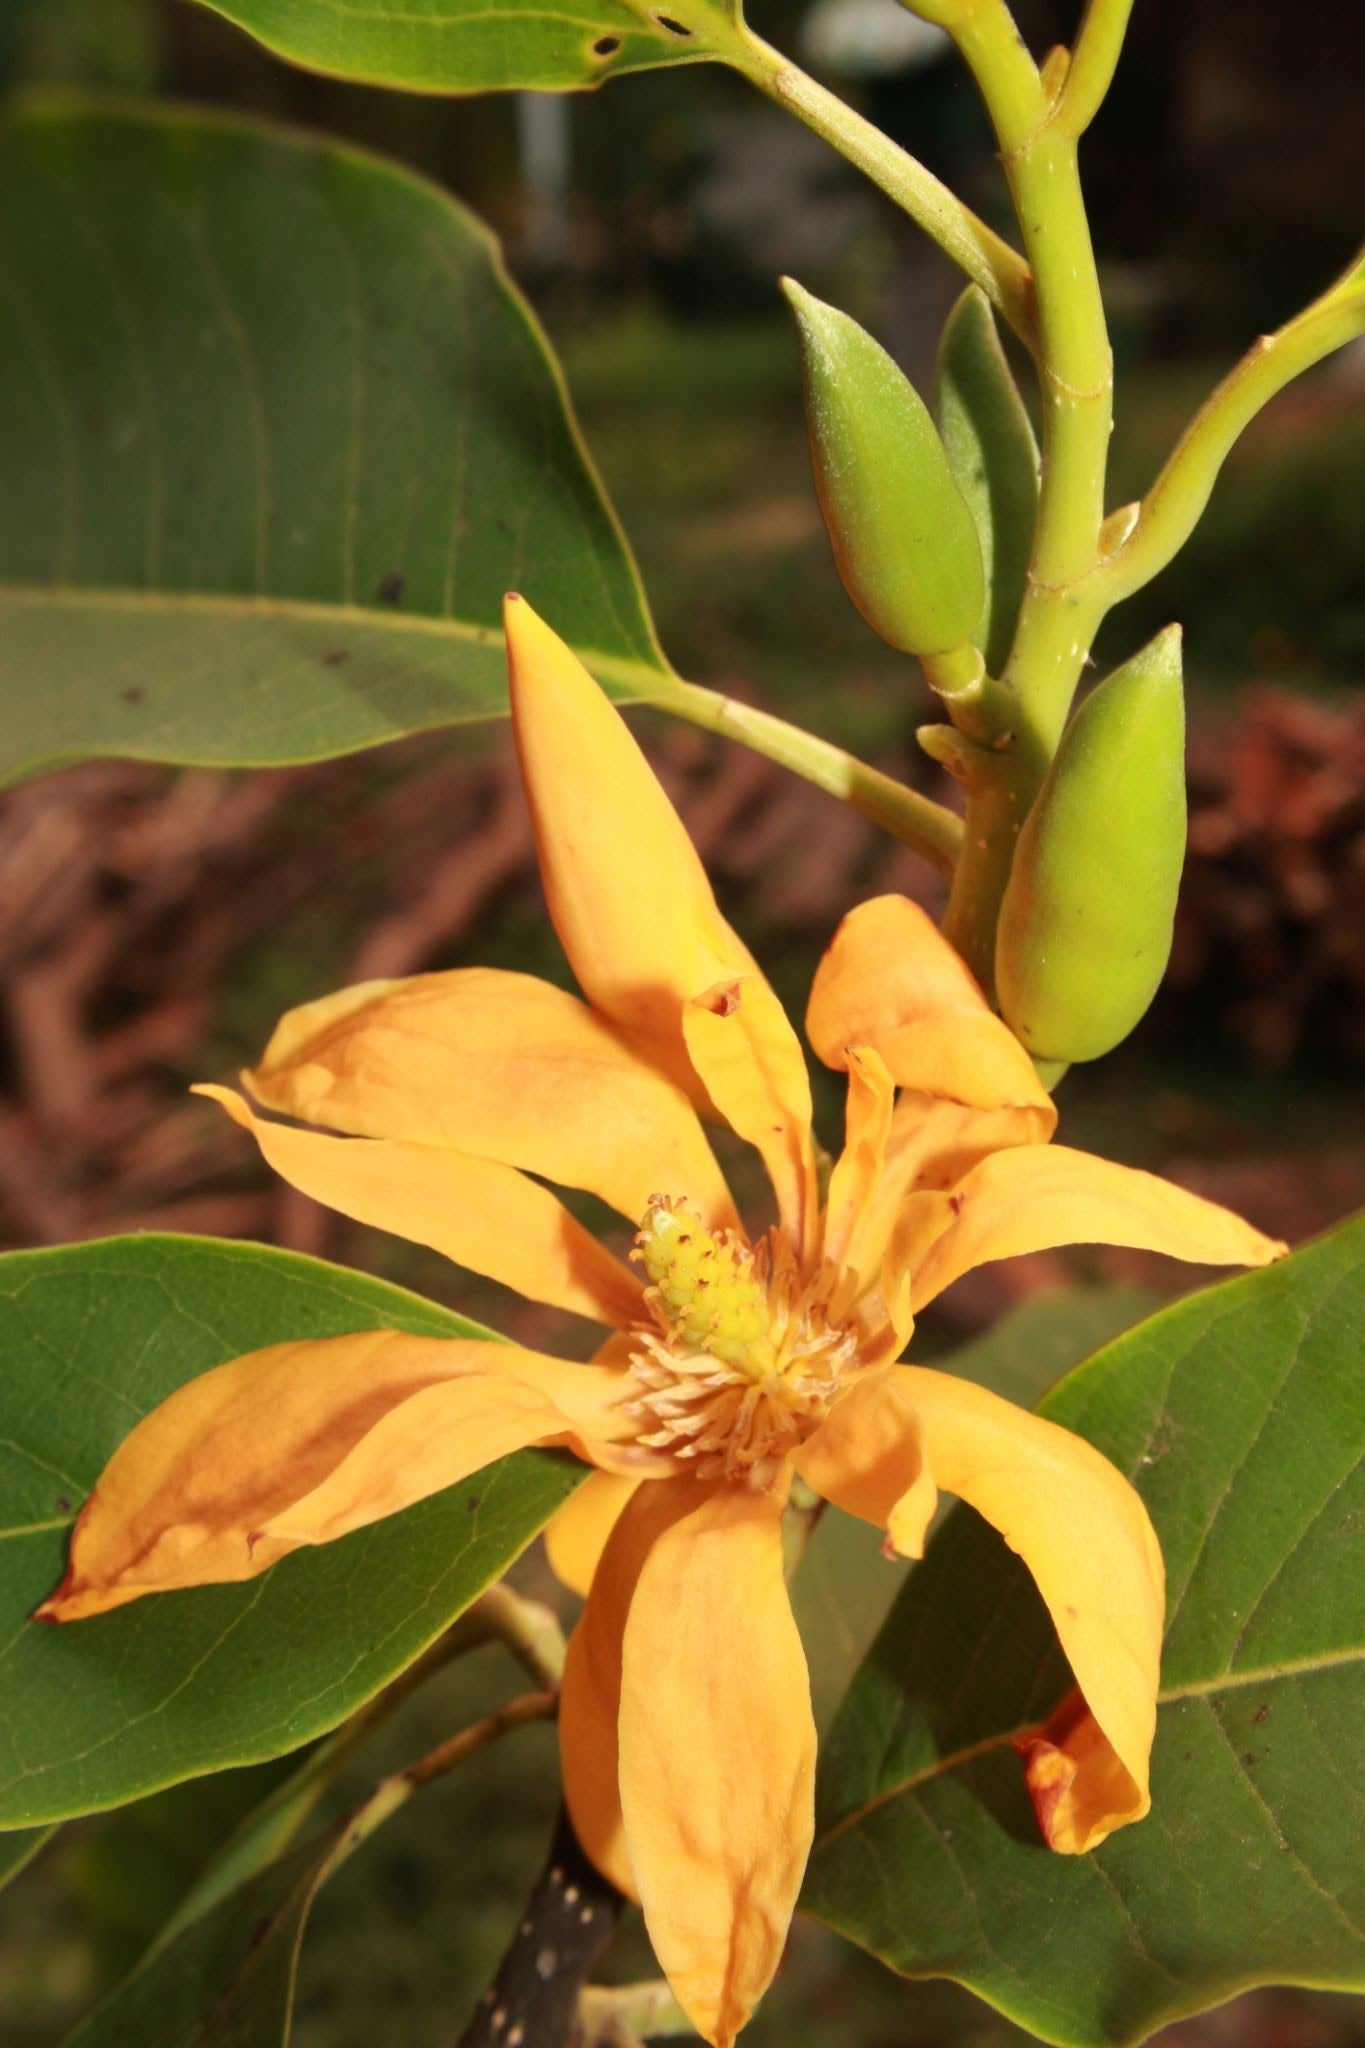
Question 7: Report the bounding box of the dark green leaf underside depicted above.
[0,1234,581,1828]
[0,101,669,787]
[195,0,740,94]
[62,1827,331,2048]
[805,1215,1365,2046]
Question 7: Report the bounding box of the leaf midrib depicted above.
[814,1642,1365,1853]
[0,582,675,698]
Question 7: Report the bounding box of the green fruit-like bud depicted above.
[782,278,985,659]
[995,626,1187,1064]
[933,286,1039,678]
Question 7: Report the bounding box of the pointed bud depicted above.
[783,279,985,660]
[995,626,1187,1063]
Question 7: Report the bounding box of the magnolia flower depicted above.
[38,598,1283,2047]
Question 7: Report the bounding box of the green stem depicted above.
[1056,0,1136,136]
[662,674,965,877]
[915,0,1117,983]
[726,26,1036,348]
[1093,248,1365,607]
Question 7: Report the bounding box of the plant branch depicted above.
[458,1581,568,1690]
[1056,0,1137,136]
[661,674,964,877]
[577,1981,694,2044]
[458,1807,627,2048]
[727,26,1036,348]
[401,1687,557,1791]
[1093,248,1365,607]
[910,0,1121,982]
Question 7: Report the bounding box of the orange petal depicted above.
[890,1142,1288,1313]
[196,1086,642,1329]
[618,1481,815,2047]
[37,1331,617,1622]
[901,1364,1163,1852]
[682,977,819,1257]
[247,967,737,1232]
[792,1368,937,1558]
[822,1045,895,1277]
[560,1476,701,1902]
[505,595,756,1090]
[806,895,1055,1121]
[545,1470,642,1597]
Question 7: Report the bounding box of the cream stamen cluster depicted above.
[626,1197,858,1485]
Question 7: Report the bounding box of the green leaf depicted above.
[804,1215,1365,2045]
[791,1287,1156,1737]
[0,1233,581,1829]
[194,0,742,94]
[934,285,1038,677]
[64,1759,298,1982]
[61,1816,363,2048]
[0,101,672,789]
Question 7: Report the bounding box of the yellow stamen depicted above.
[629,1197,859,1485]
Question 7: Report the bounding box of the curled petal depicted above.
[822,1046,895,1281]
[792,1368,937,1558]
[618,1481,815,2048]
[890,1143,1288,1313]
[37,1331,624,1622]
[247,966,737,1232]
[505,595,756,1089]
[683,978,819,1259]
[901,1365,1164,1852]
[807,895,1055,1122]
[196,1086,643,1329]
[545,1469,642,1597]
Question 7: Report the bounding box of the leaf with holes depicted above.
[803,1213,1365,2045]
[0,1234,581,1828]
[194,0,740,94]
[0,101,676,788]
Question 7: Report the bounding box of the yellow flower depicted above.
[38,598,1284,2047]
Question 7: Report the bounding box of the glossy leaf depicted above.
[934,286,1039,677]
[790,1286,1156,1736]
[195,0,743,92]
[0,103,670,788]
[0,1234,580,1828]
[804,1214,1365,2045]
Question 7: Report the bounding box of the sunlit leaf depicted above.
[804,1215,1365,2045]
[0,1234,580,1828]
[0,102,673,788]
[194,0,742,94]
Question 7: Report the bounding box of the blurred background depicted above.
[1,0,1363,2041]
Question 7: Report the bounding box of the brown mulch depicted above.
[2,685,1362,1303]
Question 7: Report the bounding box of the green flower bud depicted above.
[933,285,1039,678]
[995,626,1187,1064]
[782,278,985,660]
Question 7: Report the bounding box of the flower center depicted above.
[625,1197,858,1486]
